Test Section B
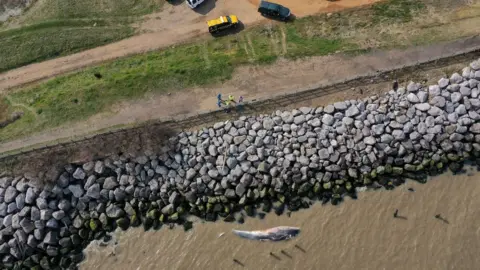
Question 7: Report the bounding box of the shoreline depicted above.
[80,170,480,270]
[1,57,480,269]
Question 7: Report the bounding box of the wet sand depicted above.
[81,171,480,270]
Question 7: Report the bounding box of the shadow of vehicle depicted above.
[193,0,216,15]
[165,0,184,6]
[260,13,296,23]
[210,21,245,37]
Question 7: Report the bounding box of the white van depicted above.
[186,0,205,9]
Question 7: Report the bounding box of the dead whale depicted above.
[232,226,300,241]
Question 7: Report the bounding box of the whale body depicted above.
[232,226,300,241]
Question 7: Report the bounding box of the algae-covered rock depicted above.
[238,195,247,205]
[206,203,214,213]
[363,176,372,185]
[159,214,167,223]
[146,209,160,220]
[272,201,284,215]
[205,212,217,222]
[334,179,344,185]
[116,218,130,231]
[130,214,140,227]
[422,159,431,167]
[268,187,275,197]
[262,201,272,213]
[345,181,353,191]
[404,164,416,172]
[376,166,385,175]
[447,154,460,161]
[416,164,424,172]
[234,212,244,224]
[89,219,100,231]
[298,182,312,194]
[224,214,235,222]
[221,204,230,214]
[449,162,463,173]
[213,203,223,213]
[183,221,193,232]
[313,182,321,193]
[260,187,267,198]
[219,195,228,203]
[385,164,393,174]
[169,212,179,222]
[142,218,153,231]
[244,205,255,217]
[323,182,332,190]
[277,194,286,203]
[392,167,403,175]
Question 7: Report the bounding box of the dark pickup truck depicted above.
[257,1,291,21]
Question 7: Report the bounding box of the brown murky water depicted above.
[81,171,480,270]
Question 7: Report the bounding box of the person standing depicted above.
[237,96,244,113]
[224,99,231,113]
[228,95,236,104]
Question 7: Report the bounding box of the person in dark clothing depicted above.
[393,80,399,91]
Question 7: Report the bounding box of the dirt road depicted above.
[0,0,378,93]
[1,36,479,156]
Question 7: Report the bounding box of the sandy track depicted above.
[0,0,378,93]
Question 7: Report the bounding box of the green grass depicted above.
[19,0,162,23]
[0,0,163,72]
[372,0,426,22]
[3,0,477,143]
[0,20,134,72]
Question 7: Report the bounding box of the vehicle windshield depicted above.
[279,6,289,15]
[226,16,232,23]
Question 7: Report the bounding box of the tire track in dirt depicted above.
[280,26,288,55]
[201,41,212,68]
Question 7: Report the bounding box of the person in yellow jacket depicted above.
[228,95,236,104]
[224,99,231,113]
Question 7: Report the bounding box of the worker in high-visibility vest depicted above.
[224,99,231,113]
[228,95,236,104]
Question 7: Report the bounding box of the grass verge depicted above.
[0,19,134,72]
[16,0,162,23]
[0,0,163,72]
[1,0,480,143]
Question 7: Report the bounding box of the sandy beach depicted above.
[80,169,480,270]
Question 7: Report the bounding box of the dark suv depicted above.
[258,1,291,21]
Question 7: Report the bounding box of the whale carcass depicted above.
[232,226,300,241]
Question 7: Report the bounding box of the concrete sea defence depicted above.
[1,58,480,269]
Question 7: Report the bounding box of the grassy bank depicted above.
[18,0,161,23]
[1,0,479,143]
[0,0,162,72]
[0,19,135,72]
